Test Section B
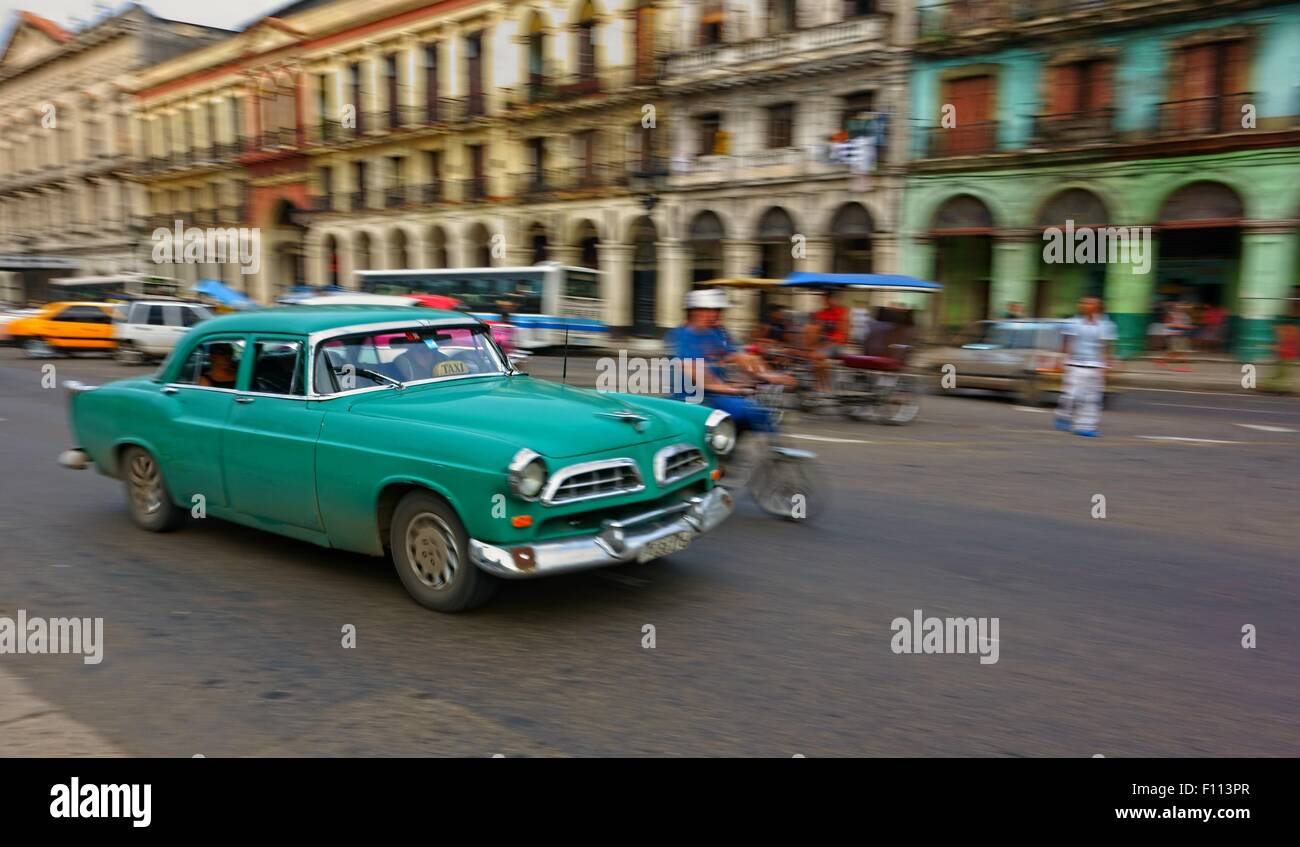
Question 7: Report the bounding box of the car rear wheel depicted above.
[23,337,56,358]
[390,491,496,613]
[121,446,185,532]
[114,341,145,364]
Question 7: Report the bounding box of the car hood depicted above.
[346,376,685,458]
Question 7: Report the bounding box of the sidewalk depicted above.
[543,347,1293,395]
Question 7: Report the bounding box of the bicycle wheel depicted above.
[871,376,921,425]
[751,454,826,522]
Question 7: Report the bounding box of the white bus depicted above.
[49,274,181,303]
[355,264,607,350]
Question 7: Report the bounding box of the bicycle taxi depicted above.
[706,272,943,425]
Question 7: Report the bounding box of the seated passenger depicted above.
[198,343,238,388]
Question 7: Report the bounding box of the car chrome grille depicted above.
[655,443,707,486]
[542,458,644,506]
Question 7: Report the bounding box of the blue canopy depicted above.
[191,279,256,309]
[782,272,943,291]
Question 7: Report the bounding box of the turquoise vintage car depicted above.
[59,307,736,611]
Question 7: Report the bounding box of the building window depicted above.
[696,112,724,156]
[527,137,546,187]
[843,0,874,18]
[468,144,486,199]
[385,52,400,128]
[576,2,597,84]
[424,44,440,121]
[353,160,368,210]
[465,32,484,117]
[1166,40,1249,135]
[349,62,365,133]
[767,103,795,148]
[770,0,797,34]
[937,74,995,155]
[699,1,723,46]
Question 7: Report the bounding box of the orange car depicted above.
[7,301,121,357]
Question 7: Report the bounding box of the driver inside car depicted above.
[198,343,238,388]
[390,333,450,382]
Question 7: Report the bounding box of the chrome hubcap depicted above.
[405,512,458,590]
[128,453,163,516]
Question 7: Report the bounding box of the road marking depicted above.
[1234,423,1297,433]
[1151,402,1300,416]
[788,433,874,444]
[1126,386,1271,398]
[1013,406,1051,413]
[1136,435,1243,444]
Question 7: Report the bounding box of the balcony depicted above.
[669,147,814,185]
[917,0,1159,43]
[663,17,884,81]
[463,176,489,202]
[419,182,444,204]
[1156,92,1255,139]
[349,190,369,211]
[1032,108,1117,148]
[310,194,334,213]
[923,122,999,158]
[511,164,630,198]
[384,186,406,208]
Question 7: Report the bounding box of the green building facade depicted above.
[901,0,1300,360]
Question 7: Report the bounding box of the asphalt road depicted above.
[1,348,1297,756]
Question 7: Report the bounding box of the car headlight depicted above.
[705,409,736,456]
[507,448,547,500]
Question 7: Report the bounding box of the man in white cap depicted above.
[665,288,792,431]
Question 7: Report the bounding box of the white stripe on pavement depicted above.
[1234,423,1298,433]
[1136,436,1243,444]
[1151,402,1300,416]
[1013,406,1051,413]
[788,433,874,444]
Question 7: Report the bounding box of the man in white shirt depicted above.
[1054,296,1117,437]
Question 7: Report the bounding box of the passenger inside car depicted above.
[199,343,239,388]
[391,333,449,382]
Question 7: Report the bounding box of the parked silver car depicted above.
[932,319,1119,407]
[114,300,213,363]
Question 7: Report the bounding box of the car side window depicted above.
[128,303,147,323]
[147,305,167,326]
[249,340,305,396]
[57,306,106,323]
[181,306,210,327]
[174,338,245,389]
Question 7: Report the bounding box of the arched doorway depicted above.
[426,225,449,268]
[354,231,371,274]
[467,222,493,267]
[266,199,306,299]
[630,216,657,337]
[575,219,600,268]
[688,210,724,282]
[1034,188,1109,317]
[930,194,995,329]
[323,233,340,286]
[1157,181,1244,353]
[756,207,795,279]
[528,222,549,264]
[391,228,411,269]
[830,202,873,273]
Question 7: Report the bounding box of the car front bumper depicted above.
[468,486,734,579]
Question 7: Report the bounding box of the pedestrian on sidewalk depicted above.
[1262,321,1299,395]
[1054,296,1117,437]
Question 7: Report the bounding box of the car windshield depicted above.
[313,323,507,394]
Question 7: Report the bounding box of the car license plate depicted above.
[637,531,693,563]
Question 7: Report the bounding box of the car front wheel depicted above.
[23,337,56,358]
[390,491,496,612]
[121,446,185,532]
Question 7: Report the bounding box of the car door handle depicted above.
[234,396,255,404]
[161,386,178,395]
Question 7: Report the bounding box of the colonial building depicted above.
[900,0,1300,360]
[0,5,228,303]
[658,0,911,335]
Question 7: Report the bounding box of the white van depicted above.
[115,300,213,363]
